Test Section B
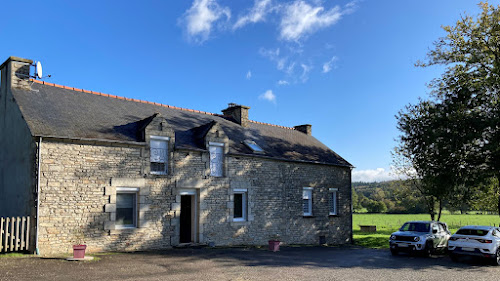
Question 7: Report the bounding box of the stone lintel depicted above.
[111,177,146,187]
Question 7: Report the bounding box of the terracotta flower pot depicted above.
[268,240,280,252]
[73,244,87,259]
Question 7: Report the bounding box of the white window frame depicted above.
[233,188,247,222]
[209,142,224,177]
[303,187,313,216]
[243,140,264,153]
[329,188,338,216]
[115,187,139,229]
[150,136,169,175]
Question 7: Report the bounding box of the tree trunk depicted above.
[496,174,500,217]
[437,200,443,221]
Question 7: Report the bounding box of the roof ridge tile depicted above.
[30,79,295,130]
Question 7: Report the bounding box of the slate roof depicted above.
[12,82,352,167]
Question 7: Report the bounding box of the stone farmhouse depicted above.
[0,56,353,255]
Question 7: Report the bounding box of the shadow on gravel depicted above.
[130,246,494,273]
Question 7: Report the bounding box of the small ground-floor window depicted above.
[233,189,247,222]
[303,187,313,216]
[116,187,138,228]
[329,188,338,215]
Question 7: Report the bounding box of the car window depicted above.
[432,224,439,232]
[437,224,444,232]
[400,222,430,232]
[456,228,489,236]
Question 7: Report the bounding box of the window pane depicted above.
[302,189,312,215]
[116,193,135,226]
[209,145,223,177]
[302,190,310,199]
[329,192,336,214]
[150,162,166,173]
[234,193,243,218]
[150,140,167,163]
[303,199,310,214]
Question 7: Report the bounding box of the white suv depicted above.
[389,221,450,256]
[448,225,500,265]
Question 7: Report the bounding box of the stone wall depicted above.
[38,139,351,255]
[0,58,37,218]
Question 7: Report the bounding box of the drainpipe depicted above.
[35,136,42,255]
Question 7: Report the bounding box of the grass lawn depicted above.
[352,213,500,249]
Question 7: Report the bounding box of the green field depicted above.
[352,213,500,249]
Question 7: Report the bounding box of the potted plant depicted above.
[268,234,281,252]
[72,228,87,259]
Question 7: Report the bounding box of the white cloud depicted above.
[181,0,231,43]
[246,70,252,79]
[259,47,289,71]
[352,168,399,182]
[234,0,274,30]
[300,63,312,82]
[280,1,343,41]
[277,80,289,85]
[343,1,359,15]
[322,56,337,73]
[259,89,276,103]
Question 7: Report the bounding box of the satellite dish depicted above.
[36,61,43,79]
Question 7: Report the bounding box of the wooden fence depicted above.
[0,217,31,253]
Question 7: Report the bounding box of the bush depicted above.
[366,200,387,213]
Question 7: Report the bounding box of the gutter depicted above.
[35,135,146,146]
[35,136,42,255]
[227,152,354,168]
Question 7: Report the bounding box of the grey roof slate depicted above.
[12,83,352,167]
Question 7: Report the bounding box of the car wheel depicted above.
[422,241,432,257]
[450,253,459,262]
[492,248,500,266]
[390,249,398,256]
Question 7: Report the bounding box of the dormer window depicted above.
[244,140,263,153]
[209,142,224,177]
[150,136,169,174]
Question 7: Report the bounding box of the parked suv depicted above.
[389,221,451,256]
[448,225,500,265]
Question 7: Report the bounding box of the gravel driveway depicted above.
[1,246,498,281]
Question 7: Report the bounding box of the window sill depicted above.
[230,220,248,226]
[149,173,170,178]
[115,225,137,230]
[150,172,168,175]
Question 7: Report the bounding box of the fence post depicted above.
[0,217,4,252]
[26,217,30,252]
[10,217,15,252]
[5,218,10,252]
[20,217,25,250]
[15,217,20,251]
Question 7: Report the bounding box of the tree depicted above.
[395,2,500,218]
[395,101,455,220]
[416,1,500,214]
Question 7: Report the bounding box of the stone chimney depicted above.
[0,57,33,91]
[294,124,312,136]
[222,103,250,127]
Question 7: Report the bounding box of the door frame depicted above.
[179,189,198,243]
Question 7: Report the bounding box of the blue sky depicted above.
[0,0,488,181]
